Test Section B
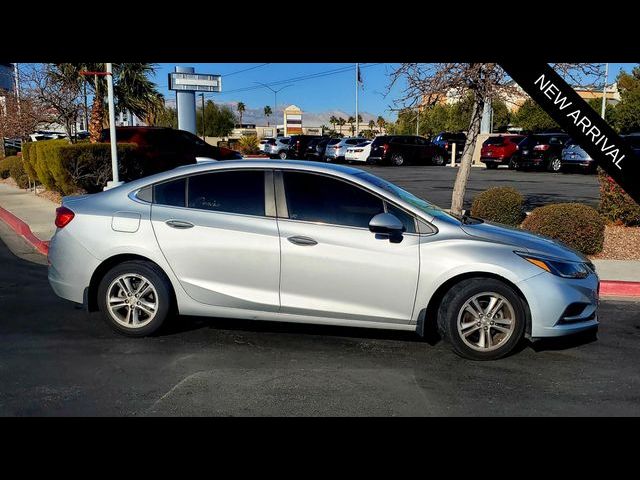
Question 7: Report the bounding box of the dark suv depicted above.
[432,132,466,161]
[100,127,241,176]
[369,135,447,166]
[304,136,331,161]
[286,135,322,160]
[513,133,570,172]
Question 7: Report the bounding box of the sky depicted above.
[152,63,636,126]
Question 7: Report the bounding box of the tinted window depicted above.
[283,172,384,228]
[415,137,427,145]
[386,202,416,233]
[187,171,265,216]
[328,138,341,145]
[484,136,505,145]
[154,178,186,207]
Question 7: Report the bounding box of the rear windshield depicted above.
[484,136,506,146]
[328,138,341,145]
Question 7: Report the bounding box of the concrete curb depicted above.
[0,205,50,255]
[0,204,638,297]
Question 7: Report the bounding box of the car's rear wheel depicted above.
[432,154,445,166]
[279,151,288,160]
[437,278,526,360]
[508,158,518,170]
[97,261,173,337]
[547,157,562,172]
[390,153,405,166]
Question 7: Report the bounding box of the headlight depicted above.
[515,252,591,279]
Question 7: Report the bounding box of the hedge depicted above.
[0,156,29,189]
[471,186,526,226]
[521,203,605,255]
[21,140,139,195]
[598,169,640,226]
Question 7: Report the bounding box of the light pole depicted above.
[601,63,609,119]
[200,93,206,139]
[105,63,121,189]
[254,82,294,127]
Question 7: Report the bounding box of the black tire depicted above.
[279,151,288,160]
[485,163,498,170]
[390,153,405,166]
[437,277,526,360]
[97,260,174,337]
[432,154,445,166]
[508,158,518,170]
[547,156,562,172]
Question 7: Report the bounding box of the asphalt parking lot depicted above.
[358,165,600,210]
[1,233,639,416]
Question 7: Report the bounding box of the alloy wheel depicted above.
[106,274,159,329]
[456,292,515,352]
[433,154,444,166]
[391,153,404,166]
[550,158,562,172]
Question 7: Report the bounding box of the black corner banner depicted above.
[500,63,639,204]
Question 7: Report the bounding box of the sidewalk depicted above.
[0,181,638,296]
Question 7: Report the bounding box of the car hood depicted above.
[460,220,587,262]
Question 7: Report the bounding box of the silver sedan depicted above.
[48,160,599,360]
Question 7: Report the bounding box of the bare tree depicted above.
[389,63,603,214]
[0,91,47,147]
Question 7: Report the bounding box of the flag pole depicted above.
[355,63,359,136]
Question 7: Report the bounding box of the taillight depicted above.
[55,206,75,228]
[382,143,389,154]
[444,142,449,149]
[533,144,550,151]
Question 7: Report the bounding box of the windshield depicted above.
[354,171,457,222]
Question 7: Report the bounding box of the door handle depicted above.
[287,235,318,246]
[165,220,194,229]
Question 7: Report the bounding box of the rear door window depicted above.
[187,170,265,216]
[154,178,186,207]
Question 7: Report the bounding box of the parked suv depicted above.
[432,132,466,161]
[100,127,241,177]
[369,135,447,166]
[286,135,323,160]
[480,135,525,169]
[324,137,368,162]
[512,133,570,172]
[305,136,331,161]
[264,137,290,159]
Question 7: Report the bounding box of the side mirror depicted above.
[369,213,405,241]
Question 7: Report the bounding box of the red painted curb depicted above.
[600,280,640,298]
[0,205,50,255]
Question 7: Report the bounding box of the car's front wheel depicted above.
[97,261,173,337]
[437,278,526,360]
[432,154,445,166]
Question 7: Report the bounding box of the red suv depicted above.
[480,135,525,169]
[100,127,241,177]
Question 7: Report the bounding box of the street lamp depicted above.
[601,63,609,119]
[254,82,294,126]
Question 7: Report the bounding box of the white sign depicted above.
[169,73,222,92]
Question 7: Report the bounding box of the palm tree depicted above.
[264,105,272,126]
[329,115,338,133]
[237,102,246,126]
[376,116,386,134]
[55,63,164,142]
[337,117,346,136]
[368,119,376,134]
[347,116,355,135]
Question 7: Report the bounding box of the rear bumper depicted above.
[481,156,507,164]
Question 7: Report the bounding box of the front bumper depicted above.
[517,271,599,338]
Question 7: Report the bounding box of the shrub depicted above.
[2,156,30,189]
[21,141,38,180]
[471,187,526,226]
[236,135,260,155]
[521,203,605,255]
[0,156,12,179]
[598,169,640,226]
[33,139,68,191]
[57,143,139,194]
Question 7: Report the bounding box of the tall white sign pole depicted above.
[105,63,122,189]
[355,63,359,136]
[601,63,609,119]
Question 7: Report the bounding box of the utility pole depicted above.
[601,62,609,119]
[254,82,294,131]
[105,63,121,189]
[200,93,206,139]
[416,107,419,136]
[83,82,89,132]
[355,63,359,136]
[13,63,20,114]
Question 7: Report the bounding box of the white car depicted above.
[345,141,372,163]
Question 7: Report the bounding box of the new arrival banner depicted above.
[500,62,640,204]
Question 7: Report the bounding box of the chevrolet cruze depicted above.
[48,160,599,360]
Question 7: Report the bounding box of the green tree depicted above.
[347,116,356,135]
[55,63,164,142]
[611,66,640,133]
[491,98,511,132]
[152,105,178,128]
[264,105,272,126]
[368,119,376,133]
[513,98,558,132]
[237,102,246,125]
[196,100,236,137]
[337,117,346,135]
[329,115,338,133]
[376,116,386,134]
